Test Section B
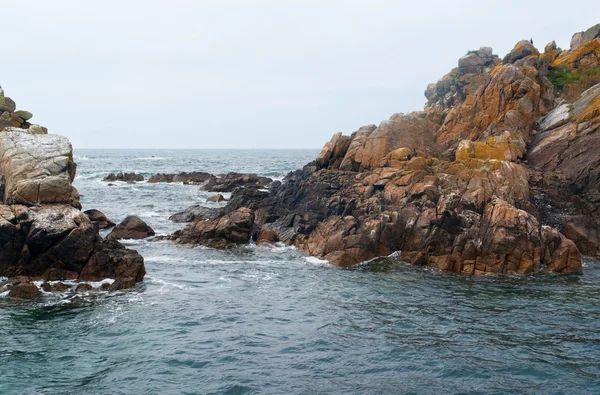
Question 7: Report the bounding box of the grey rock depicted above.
[0,129,80,207]
[582,23,600,44]
[570,32,583,49]
[0,96,16,112]
[14,110,33,121]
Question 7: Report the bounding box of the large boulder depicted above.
[0,96,16,112]
[106,216,155,240]
[0,129,80,207]
[503,40,540,64]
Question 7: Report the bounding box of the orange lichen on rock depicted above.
[455,132,525,162]
[551,38,600,70]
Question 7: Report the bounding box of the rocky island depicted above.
[169,24,600,275]
[0,86,145,297]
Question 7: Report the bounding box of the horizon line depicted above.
[73,147,322,150]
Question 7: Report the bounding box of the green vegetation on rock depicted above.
[547,67,600,100]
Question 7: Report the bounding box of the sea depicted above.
[1,149,599,395]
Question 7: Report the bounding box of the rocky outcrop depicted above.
[0,204,145,285]
[168,24,600,275]
[0,86,145,292]
[103,172,144,182]
[106,216,155,240]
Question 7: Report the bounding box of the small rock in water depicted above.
[75,283,93,293]
[206,193,226,202]
[106,216,155,240]
[8,282,41,300]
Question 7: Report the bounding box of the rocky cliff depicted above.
[0,86,145,293]
[171,24,600,275]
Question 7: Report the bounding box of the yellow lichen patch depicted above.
[455,136,520,162]
[551,39,600,69]
[576,94,600,123]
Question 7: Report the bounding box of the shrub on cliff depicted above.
[547,67,600,101]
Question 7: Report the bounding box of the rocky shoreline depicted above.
[165,24,600,275]
[0,87,146,299]
[2,23,599,297]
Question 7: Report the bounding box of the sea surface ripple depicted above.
[1,149,599,395]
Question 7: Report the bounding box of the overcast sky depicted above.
[1,1,597,149]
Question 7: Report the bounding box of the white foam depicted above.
[33,278,116,294]
[139,211,162,218]
[144,255,185,263]
[304,256,332,266]
[118,238,151,245]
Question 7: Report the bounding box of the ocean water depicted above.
[1,149,600,395]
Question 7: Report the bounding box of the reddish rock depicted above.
[256,228,278,245]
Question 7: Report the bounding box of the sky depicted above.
[1,0,598,149]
